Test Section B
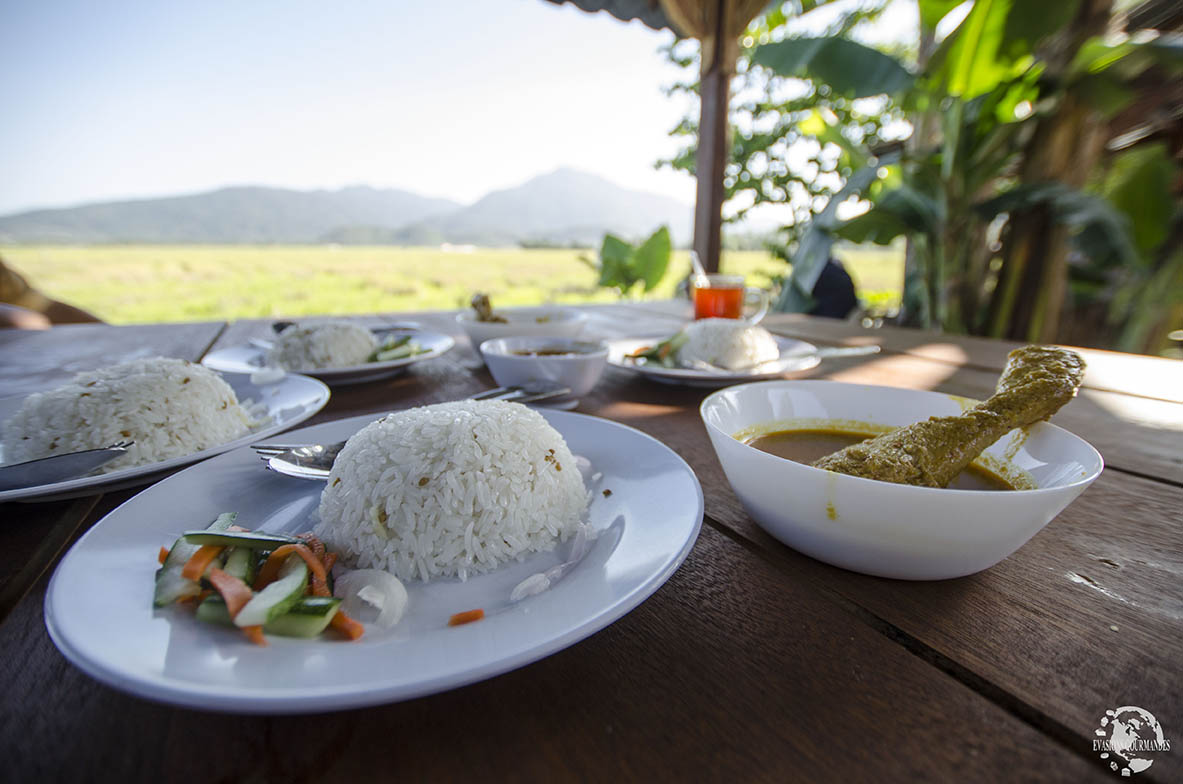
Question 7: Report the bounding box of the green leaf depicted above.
[1000,0,1080,61]
[918,0,964,30]
[1068,71,1135,117]
[977,183,1139,266]
[1103,144,1175,254]
[598,234,634,289]
[934,0,1032,99]
[834,207,911,245]
[752,37,913,97]
[1072,36,1183,78]
[633,226,672,292]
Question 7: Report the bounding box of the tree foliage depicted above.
[665,0,1181,351]
[658,1,905,251]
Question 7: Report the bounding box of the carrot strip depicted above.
[298,535,331,596]
[207,567,254,618]
[322,552,338,573]
[448,608,485,626]
[329,610,364,641]
[242,625,268,646]
[309,571,331,597]
[157,546,170,565]
[253,544,327,591]
[180,545,224,582]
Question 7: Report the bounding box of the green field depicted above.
[1,245,903,324]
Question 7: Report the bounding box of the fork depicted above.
[251,381,571,479]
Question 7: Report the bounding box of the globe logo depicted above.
[1093,706,1171,776]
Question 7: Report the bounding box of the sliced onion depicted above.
[333,569,408,628]
[510,573,551,601]
[510,523,598,602]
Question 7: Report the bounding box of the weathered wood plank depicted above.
[0,496,97,621]
[592,388,1183,783]
[0,321,226,397]
[0,525,1103,782]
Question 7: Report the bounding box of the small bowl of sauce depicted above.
[480,337,610,402]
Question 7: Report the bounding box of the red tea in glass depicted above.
[693,275,745,319]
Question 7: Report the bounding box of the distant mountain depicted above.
[391,168,692,247]
[0,186,461,244]
[0,170,693,247]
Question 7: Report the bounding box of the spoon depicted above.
[689,250,708,284]
[253,381,572,480]
[0,441,134,491]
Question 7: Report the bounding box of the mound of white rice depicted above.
[679,318,779,370]
[268,321,377,370]
[2,357,258,473]
[316,400,588,582]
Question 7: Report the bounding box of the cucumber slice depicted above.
[197,596,342,638]
[262,598,342,638]
[181,529,299,549]
[234,554,308,628]
[195,596,234,626]
[219,547,255,584]
[153,512,237,607]
[373,342,418,362]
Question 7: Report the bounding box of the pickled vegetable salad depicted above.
[153,513,363,646]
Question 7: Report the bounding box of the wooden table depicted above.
[1,303,1180,782]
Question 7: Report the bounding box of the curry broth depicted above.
[745,427,1019,491]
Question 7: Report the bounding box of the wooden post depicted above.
[692,0,729,274]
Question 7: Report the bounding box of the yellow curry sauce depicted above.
[736,419,1035,491]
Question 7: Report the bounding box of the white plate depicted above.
[0,374,330,503]
[201,329,455,385]
[44,410,703,713]
[606,335,821,388]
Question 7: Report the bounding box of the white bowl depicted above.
[456,306,588,349]
[480,337,609,399]
[700,380,1103,580]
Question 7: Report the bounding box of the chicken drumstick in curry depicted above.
[812,346,1086,487]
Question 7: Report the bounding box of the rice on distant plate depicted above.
[1,357,261,473]
[316,400,588,582]
[679,318,779,370]
[268,321,377,370]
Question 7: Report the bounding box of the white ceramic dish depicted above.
[201,329,454,386]
[456,306,587,350]
[700,380,1103,580]
[481,337,609,406]
[0,373,330,503]
[607,335,821,388]
[44,409,703,713]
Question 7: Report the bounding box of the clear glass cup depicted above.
[692,274,769,323]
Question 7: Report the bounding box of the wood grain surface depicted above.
[0,321,226,397]
[1,304,1179,782]
[0,526,1105,783]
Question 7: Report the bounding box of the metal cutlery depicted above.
[0,441,134,491]
[253,381,572,480]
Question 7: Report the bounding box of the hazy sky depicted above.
[0,0,697,215]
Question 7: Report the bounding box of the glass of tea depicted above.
[692,274,769,323]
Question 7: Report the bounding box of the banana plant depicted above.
[751,0,1181,349]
